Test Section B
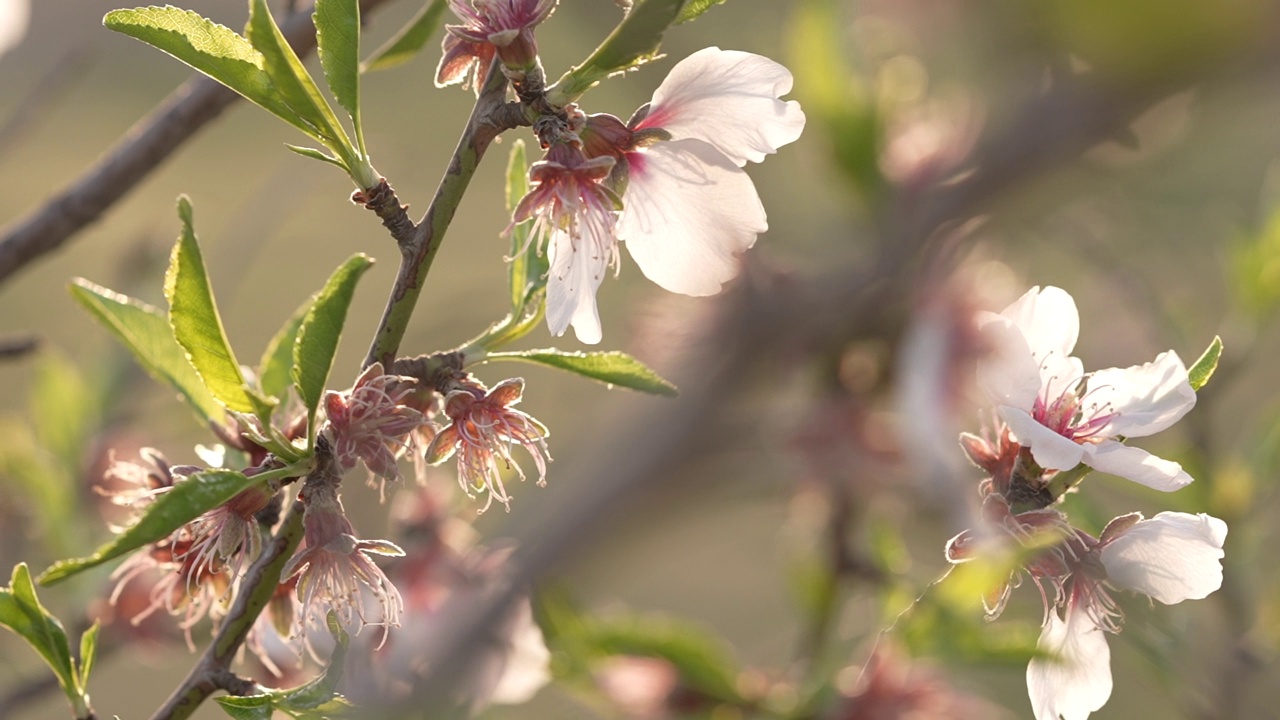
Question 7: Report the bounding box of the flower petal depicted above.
[1026,607,1112,720]
[619,139,766,296]
[1000,406,1086,470]
[1000,286,1080,370]
[1087,351,1196,438]
[638,47,805,167]
[1082,441,1193,492]
[545,229,608,344]
[1100,511,1226,604]
[976,313,1043,410]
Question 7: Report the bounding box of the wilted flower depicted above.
[283,481,405,648]
[437,0,557,90]
[325,362,425,490]
[179,482,275,585]
[527,47,804,343]
[109,535,232,649]
[425,377,550,512]
[977,286,1197,491]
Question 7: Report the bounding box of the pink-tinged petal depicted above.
[999,286,1079,369]
[1082,441,1193,491]
[618,139,766,296]
[639,47,805,167]
[546,229,607,344]
[1000,406,1086,470]
[1100,511,1226,604]
[976,313,1043,410]
[1026,608,1112,720]
[1087,351,1196,438]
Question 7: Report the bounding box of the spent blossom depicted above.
[977,286,1197,491]
[437,0,556,91]
[283,480,405,648]
[425,376,550,512]
[324,362,425,489]
[519,47,805,343]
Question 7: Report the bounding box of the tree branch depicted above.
[0,0,395,287]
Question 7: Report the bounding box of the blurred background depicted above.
[2,0,1280,718]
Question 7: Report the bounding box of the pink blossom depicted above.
[977,286,1197,491]
[324,362,425,489]
[425,377,550,512]
[437,0,556,90]
[283,482,405,648]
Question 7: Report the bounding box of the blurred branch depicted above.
[382,57,1231,716]
[0,0,396,288]
[0,334,38,360]
[0,47,92,162]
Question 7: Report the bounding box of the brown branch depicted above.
[0,0,395,287]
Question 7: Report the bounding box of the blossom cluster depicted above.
[947,286,1226,720]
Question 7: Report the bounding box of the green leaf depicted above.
[361,0,448,72]
[285,144,347,169]
[676,0,727,23]
[69,279,224,426]
[103,7,308,134]
[292,254,374,421]
[314,0,362,141]
[31,353,97,483]
[1189,336,1223,392]
[275,612,350,712]
[504,139,546,312]
[483,350,678,396]
[258,300,311,403]
[38,470,259,586]
[246,0,350,156]
[165,196,271,416]
[0,564,92,716]
[548,0,686,105]
[215,695,275,720]
[77,622,101,688]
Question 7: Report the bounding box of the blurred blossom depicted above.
[0,0,27,57]
[425,376,550,512]
[283,481,405,650]
[594,656,680,718]
[879,98,981,186]
[324,362,425,492]
[977,285,1197,491]
[834,645,1009,720]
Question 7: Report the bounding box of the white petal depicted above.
[1083,441,1193,492]
[642,47,805,166]
[1100,511,1226,604]
[1000,286,1080,369]
[1087,351,1196,438]
[545,229,607,344]
[0,0,27,57]
[1026,607,1112,720]
[618,139,766,296]
[1000,406,1086,470]
[489,601,553,705]
[976,313,1043,410]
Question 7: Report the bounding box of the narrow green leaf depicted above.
[77,622,101,687]
[246,0,350,155]
[259,300,311,403]
[676,0,727,23]
[69,279,224,426]
[0,564,77,695]
[285,144,347,169]
[215,695,275,720]
[314,0,362,136]
[104,7,309,136]
[38,470,259,585]
[361,0,448,72]
[276,611,350,711]
[484,350,678,396]
[1189,336,1223,391]
[292,254,374,419]
[548,0,685,105]
[505,139,546,312]
[165,197,269,416]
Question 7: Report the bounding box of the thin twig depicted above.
[0,0,395,288]
[362,65,526,369]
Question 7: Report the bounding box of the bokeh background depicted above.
[3,0,1280,718]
